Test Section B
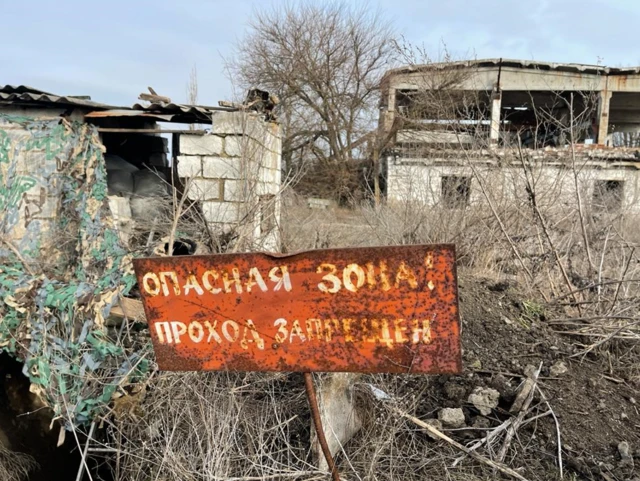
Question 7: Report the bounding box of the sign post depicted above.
[133,244,462,479]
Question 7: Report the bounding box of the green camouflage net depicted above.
[0,114,150,427]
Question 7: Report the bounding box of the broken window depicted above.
[259,194,277,235]
[441,176,471,209]
[592,180,624,212]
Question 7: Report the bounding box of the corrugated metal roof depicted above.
[0,85,124,110]
[0,85,56,95]
[132,101,237,116]
[387,58,640,77]
[0,85,239,123]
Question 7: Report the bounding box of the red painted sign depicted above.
[133,244,461,373]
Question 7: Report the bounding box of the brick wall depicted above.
[177,111,282,251]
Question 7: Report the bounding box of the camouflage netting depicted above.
[0,114,150,427]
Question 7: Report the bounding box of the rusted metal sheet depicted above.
[84,110,174,121]
[133,244,462,374]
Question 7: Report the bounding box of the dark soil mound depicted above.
[422,275,640,480]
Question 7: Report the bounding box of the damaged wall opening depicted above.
[90,119,177,254]
[441,175,471,209]
[593,179,624,212]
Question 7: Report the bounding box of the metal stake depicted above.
[303,372,341,481]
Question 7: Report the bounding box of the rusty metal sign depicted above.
[133,244,461,374]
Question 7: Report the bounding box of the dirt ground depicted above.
[411,274,640,481]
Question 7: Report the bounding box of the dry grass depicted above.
[0,444,37,481]
[99,372,319,481]
[91,157,640,477]
[96,180,640,480]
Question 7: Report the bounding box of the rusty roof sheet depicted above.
[0,85,125,110]
[387,58,640,78]
[84,109,174,121]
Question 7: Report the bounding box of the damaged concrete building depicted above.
[0,85,282,255]
[379,59,640,211]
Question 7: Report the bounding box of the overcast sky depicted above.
[4,0,639,107]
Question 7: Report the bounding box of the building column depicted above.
[383,87,397,131]
[596,90,612,145]
[489,91,502,145]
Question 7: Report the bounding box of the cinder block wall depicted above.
[387,158,640,214]
[177,112,282,251]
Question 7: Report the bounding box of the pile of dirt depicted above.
[412,275,640,480]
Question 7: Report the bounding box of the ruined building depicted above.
[379,59,640,211]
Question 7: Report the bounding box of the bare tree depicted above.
[229,2,396,201]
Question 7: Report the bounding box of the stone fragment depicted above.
[618,441,634,468]
[438,408,466,428]
[550,361,569,377]
[468,387,500,416]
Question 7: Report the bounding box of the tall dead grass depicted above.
[97,151,640,479]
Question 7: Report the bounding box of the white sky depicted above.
[4,0,639,107]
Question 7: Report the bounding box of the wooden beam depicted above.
[139,92,172,104]
[109,297,147,322]
[96,128,206,135]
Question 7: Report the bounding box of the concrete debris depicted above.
[618,441,634,467]
[438,408,466,428]
[550,361,569,377]
[468,387,500,415]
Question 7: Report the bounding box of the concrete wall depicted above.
[177,111,282,251]
[387,158,640,214]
